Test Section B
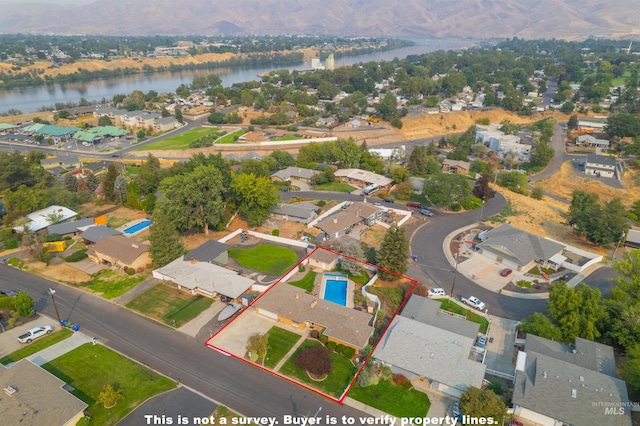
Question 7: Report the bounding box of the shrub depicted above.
[0,296,16,309]
[7,317,16,328]
[319,334,328,344]
[298,264,306,273]
[326,341,336,351]
[5,237,19,249]
[15,321,23,327]
[310,329,319,339]
[125,267,135,275]
[293,345,332,376]
[516,280,532,289]
[461,197,482,210]
[343,346,356,359]
[65,249,88,262]
[272,229,279,236]
[487,379,504,395]
[316,200,326,207]
[393,374,409,386]
[451,204,462,212]
[335,344,346,354]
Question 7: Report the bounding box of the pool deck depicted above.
[319,273,354,308]
[117,218,151,237]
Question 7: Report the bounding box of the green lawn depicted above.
[228,244,298,275]
[270,135,299,141]
[314,182,356,192]
[126,283,214,327]
[216,129,244,144]
[135,127,220,150]
[434,299,489,333]
[348,379,431,418]
[82,269,147,300]
[0,329,73,365]
[125,166,140,175]
[279,339,357,397]
[42,343,175,426]
[264,327,301,369]
[288,271,316,292]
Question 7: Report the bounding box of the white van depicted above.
[427,287,446,298]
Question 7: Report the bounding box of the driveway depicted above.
[0,314,59,357]
[71,258,109,275]
[456,253,518,294]
[484,315,519,378]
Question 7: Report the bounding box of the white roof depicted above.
[14,205,77,232]
[154,257,255,299]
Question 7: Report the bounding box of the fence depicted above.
[486,368,515,381]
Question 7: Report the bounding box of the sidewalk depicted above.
[273,330,310,372]
[178,302,226,338]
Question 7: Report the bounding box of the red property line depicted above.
[205,246,419,404]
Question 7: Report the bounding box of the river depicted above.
[0,39,476,113]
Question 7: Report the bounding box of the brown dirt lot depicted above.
[25,260,91,284]
[360,224,388,249]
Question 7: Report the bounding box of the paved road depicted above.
[0,265,368,421]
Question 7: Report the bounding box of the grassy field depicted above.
[279,339,357,397]
[228,244,298,276]
[264,327,301,369]
[314,182,356,192]
[126,283,214,327]
[348,379,430,417]
[42,343,175,426]
[435,299,490,333]
[270,135,299,141]
[82,269,147,300]
[0,329,73,365]
[126,166,140,175]
[288,271,316,292]
[216,129,244,144]
[135,127,220,150]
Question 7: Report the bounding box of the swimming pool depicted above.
[324,278,348,306]
[123,219,151,235]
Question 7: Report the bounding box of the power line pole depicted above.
[49,288,62,327]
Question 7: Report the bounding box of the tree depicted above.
[459,387,507,425]
[98,115,113,126]
[518,312,562,341]
[390,167,410,183]
[472,175,496,200]
[548,282,604,343]
[64,173,78,193]
[137,154,164,195]
[407,146,429,176]
[207,111,225,124]
[496,171,529,195]
[231,173,279,227]
[174,108,184,124]
[114,175,129,204]
[530,186,544,200]
[101,164,119,202]
[560,101,575,114]
[15,291,34,317]
[377,225,409,280]
[567,114,578,129]
[149,213,184,268]
[422,173,472,209]
[340,243,365,276]
[395,181,414,200]
[620,344,640,399]
[612,250,640,300]
[155,165,224,234]
[269,151,296,170]
[605,113,640,139]
[160,107,170,118]
[246,333,269,363]
[85,171,100,193]
[293,345,332,377]
[376,92,398,120]
[98,384,123,408]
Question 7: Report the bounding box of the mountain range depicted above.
[1,0,639,40]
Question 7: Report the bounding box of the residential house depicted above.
[271,167,320,184]
[373,295,486,398]
[13,205,78,233]
[512,334,632,426]
[307,248,340,270]
[254,282,374,350]
[239,131,267,143]
[272,202,318,224]
[442,159,470,175]
[47,217,95,236]
[345,119,361,128]
[153,116,179,132]
[408,177,425,194]
[242,152,263,161]
[40,155,82,171]
[84,160,122,175]
[625,229,640,249]
[93,106,127,124]
[183,240,230,265]
[120,111,160,129]
[153,255,254,299]
[0,360,88,426]
[576,135,610,148]
[80,225,122,245]
[578,117,608,131]
[585,154,617,178]
[314,202,383,240]
[88,235,151,271]
[334,168,393,188]
[477,224,566,272]
[316,117,335,127]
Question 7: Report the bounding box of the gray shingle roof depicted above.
[272,203,317,220]
[586,153,617,167]
[477,224,565,267]
[513,351,631,426]
[400,295,480,340]
[80,225,122,243]
[47,217,95,235]
[91,235,148,264]
[271,166,320,181]
[184,240,229,262]
[315,202,380,236]
[374,316,486,392]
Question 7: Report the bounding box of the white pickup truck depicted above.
[18,326,53,343]
[461,296,486,311]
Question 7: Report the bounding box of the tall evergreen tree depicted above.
[85,171,100,193]
[377,225,409,280]
[102,164,119,202]
[149,213,184,268]
[64,172,78,193]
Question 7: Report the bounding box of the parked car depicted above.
[420,208,434,216]
[1,290,18,297]
[500,268,513,277]
[476,335,488,352]
[384,198,394,203]
[373,202,383,207]
[462,296,486,311]
[427,288,446,298]
[406,202,422,208]
[18,326,53,343]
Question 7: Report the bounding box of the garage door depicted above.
[257,308,277,320]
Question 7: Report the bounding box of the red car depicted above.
[500,268,513,277]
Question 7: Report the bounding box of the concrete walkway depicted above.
[24,331,93,366]
[115,277,159,305]
[178,301,226,338]
[273,330,310,372]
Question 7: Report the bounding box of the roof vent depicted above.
[542,371,547,378]
[429,353,435,360]
[132,243,139,249]
[571,389,577,398]
[4,386,17,396]
[580,376,584,381]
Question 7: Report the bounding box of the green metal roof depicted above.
[73,130,101,142]
[22,123,77,137]
[88,126,129,137]
[0,123,17,130]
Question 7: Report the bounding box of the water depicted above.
[123,219,151,235]
[0,39,476,113]
[324,279,348,306]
